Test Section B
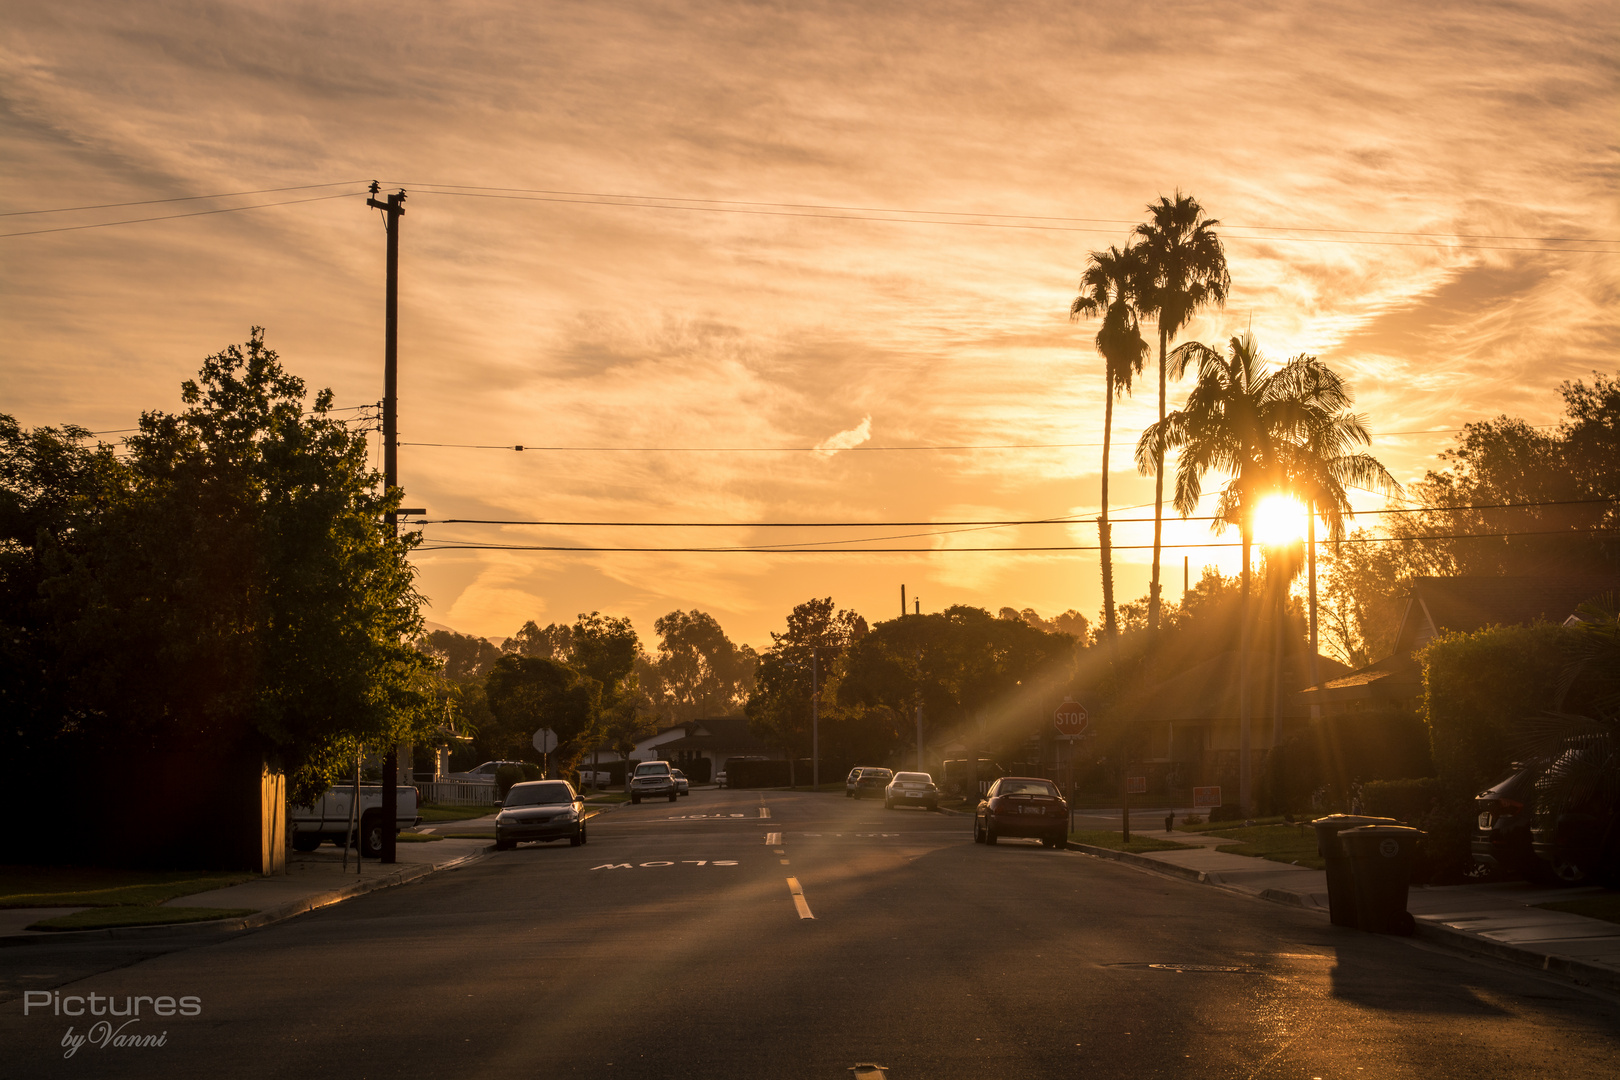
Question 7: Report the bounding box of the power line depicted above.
[389,181,1619,249]
[0,190,367,239]
[0,181,367,218]
[398,425,1535,454]
[415,526,1620,554]
[394,187,1617,255]
[415,497,1619,530]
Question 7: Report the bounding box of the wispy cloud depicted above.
[815,415,872,456]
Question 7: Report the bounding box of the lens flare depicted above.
[1252,495,1308,547]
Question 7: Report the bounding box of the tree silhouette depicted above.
[1070,244,1149,643]
[1132,193,1230,632]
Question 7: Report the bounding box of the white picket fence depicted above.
[417,780,499,807]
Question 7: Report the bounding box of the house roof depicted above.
[639,716,774,754]
[1300,574,1620,704]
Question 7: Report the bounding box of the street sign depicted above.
[533,728,558,753]
[1054,697,1089,739]
[1126,776,1147,794]
[1192,785,1222,808]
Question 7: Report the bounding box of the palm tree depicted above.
[1136,332,1388,814]
[1133,193,1230,632]
[1070,245,1149,642]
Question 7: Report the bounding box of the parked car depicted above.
[629,760,679,804]
[1472,761,1555,882]
[851,767,893,799]
[290,784,421,857]
[495,781,587,850]
[672,769,690,796]
[447,760,525,783]
[885,771,939,811]
[845,767,863,797]
[974,776,1068,849]
[715,769,728,789]
[1528,746,1619,887]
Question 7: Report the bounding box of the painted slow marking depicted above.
[765,831,782,846]
[786,876,814,919]
[589,860,738,870]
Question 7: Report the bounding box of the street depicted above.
[3,788,1618,1079]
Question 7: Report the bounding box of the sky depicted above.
[3,0,1616,653]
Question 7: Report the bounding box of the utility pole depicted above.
[367,181,406,865]
[811,650,820,791]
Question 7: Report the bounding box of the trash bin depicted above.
[1311,815,1399,927]
[1340,825,1424,935]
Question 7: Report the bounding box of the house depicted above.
[628,717,784,782]
[1298,575,1620,715]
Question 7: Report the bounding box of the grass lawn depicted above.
[1536,894,1620,926]
[28,906,257,932]
[1068,830,1196,854]
[1205,823,1325,870]
[417,803,498,823]
[0,867,254,908]
[1172,815,1298,834]
[584,792,631,804]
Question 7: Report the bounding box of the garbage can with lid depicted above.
[1311,815,1399,927]
[1340,825,1424,935]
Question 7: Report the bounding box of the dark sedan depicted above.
[852,767,894,799]
[975,776,1068,849]
[1472,761,1552,882]
[495,780,588,850]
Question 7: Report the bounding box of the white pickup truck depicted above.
[290,785,421,857]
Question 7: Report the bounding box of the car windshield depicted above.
[894,772,930,783]
[999,780,1059,797]
[862,769,892,778]
[505,783,573,806]
[635,764,668,776]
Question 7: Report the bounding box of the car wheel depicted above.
[846,790,852,798]
[292,833,321,853]
[579,824,588,846]
[668,791,678,802]
[985,820,997,845]
[631,795,641,804]
[359,811,385,858]
[885,798,894,809]
[926,802,938,812]
[1552,857,1590,885]
[570,830,583,847]
[494,837,511,851]
[973,817,984,843]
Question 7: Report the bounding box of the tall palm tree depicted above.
[1136,333,1386,814]
[1070,245,1149,642]
[1133,193,1230,632]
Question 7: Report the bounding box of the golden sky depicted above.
[3,1,1616,649]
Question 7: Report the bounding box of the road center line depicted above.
[785,876,815,920]
[765,831,782,845]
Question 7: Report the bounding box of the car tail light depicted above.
[1498,799,1524,815]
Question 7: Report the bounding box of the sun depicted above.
[1252,495,1308,547]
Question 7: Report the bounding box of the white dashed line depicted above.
[765,832,782,846]
[758,806,771,818]
[785,877,815,919]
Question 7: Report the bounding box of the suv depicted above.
[629,761,679,804]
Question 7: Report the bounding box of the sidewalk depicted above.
[0,834,496,946]
[1068,829,1620,994]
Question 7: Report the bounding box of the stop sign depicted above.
[1055,698,1089,738]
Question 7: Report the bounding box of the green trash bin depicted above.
[1340,825,1424,935]
[1311,815,1399,927]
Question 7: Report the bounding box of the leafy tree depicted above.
[15,330,431,802]
[1320,373,1619,664]
[482,653,597,771]
[645,609,758,721]
[745,598,868,773]
[1131,192,1230,630]
[419,629,502,683]
[1070,244,1149,642]
[502,619,574,661]
[569,611,640,691]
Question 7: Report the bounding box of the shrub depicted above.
[726,759,791,788]
[1209,803,1248,823]
[1361,778,1439,825]
[494,764,526,798]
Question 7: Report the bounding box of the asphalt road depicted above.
[3,788,1618,1079]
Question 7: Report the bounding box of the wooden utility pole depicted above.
[367,182,406,865]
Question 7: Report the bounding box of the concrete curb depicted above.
[1068,841,1620,994]
[0,848,492,949]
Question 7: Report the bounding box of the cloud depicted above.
[814,415,872,456]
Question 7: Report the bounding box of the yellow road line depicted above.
[786,876,814,920]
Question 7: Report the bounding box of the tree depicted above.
[418,629,502,683]
[745,598,868,777]
[1132,193,1230,631]
[19,330,432,802]
[1137,333,1388,812]
[645,609,758,721]
[502,619,574,661]
[1070,244,1149,642]
[1319,373,1619,663]
[482,653,598,772]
